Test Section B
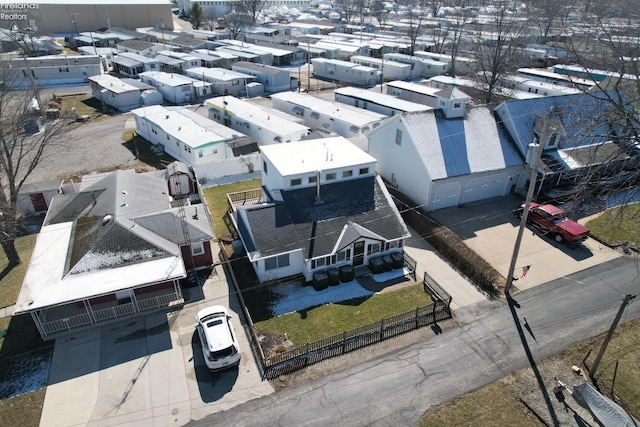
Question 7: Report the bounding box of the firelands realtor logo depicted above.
[0,3,39,21]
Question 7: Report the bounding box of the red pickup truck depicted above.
[514,202,590,244]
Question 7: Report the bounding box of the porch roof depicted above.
[14,221,185,314]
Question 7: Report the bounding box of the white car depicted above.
[196,305,241,372]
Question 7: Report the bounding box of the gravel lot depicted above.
[24,112,140,185]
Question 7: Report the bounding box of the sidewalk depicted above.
[0,305,15,318]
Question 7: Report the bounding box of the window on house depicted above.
[359,167,369,175]
[291,178,302,186]
[367,243,381,255]
[266,254,289,270]
[263,161,268,175]
[191,241,205,255]
[395,129,402,146]
[198,150,203,157]
[350,125,360,133]
[308,175,317,184]
[439,100,446,107]
[343,170,352,178]
[453,102,461,108]
[310,111,319,119]
[326,172,336,181]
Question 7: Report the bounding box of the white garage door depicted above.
[431,181,462,211]
[462,173,509,205]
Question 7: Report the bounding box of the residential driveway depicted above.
[403,227,486,310]
[430,195,622,292]
[39,265,273,427]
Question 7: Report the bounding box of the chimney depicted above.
[315,170,322,204]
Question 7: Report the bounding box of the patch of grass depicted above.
[201,178,261,240]
[0,388,46,427]
[419,316,640,425]
[56,94,101,119]
[0,234,37,309]
[418,380,536,427]
[121,130,176,171]
[586,202,640,247]
[255,284,432,345]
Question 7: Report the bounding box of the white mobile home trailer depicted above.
[206,96,310,145]
[311,58,379,87]
[350,56,412,81]
[7,55,103,89]
[334,87,431,116]
[270,91,386,148]
[88,74,146,112]
[231,62,292,93]
[185,67,256,97]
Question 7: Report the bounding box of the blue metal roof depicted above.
[495,92,615,157]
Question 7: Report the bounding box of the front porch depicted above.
[31,282,184,341]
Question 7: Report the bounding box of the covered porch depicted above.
[30,280,184,341]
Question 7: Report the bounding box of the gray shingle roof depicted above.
[236,175,409,260]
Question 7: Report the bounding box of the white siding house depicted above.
[206,96,310,145]
[231,137,410,282]
[368,109,526,211]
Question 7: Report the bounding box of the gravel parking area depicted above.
[24,112,141,184]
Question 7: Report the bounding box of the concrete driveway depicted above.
[39,265,273,427]
[403,227,486,310]
[430,195,622,292]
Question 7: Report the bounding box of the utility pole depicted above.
[307,42,310,93]
[504,107,553,295]
[590,294,636,381]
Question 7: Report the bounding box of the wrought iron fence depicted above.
[219,243,452,380]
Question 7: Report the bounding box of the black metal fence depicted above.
[219,245,452,380]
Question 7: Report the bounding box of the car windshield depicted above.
[552,217,568,224]
[200,313,224,324]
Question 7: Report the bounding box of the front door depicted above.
[353,241,365,266]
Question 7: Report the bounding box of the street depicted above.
[188,256,640,426]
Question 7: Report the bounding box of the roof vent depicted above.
[102,215,112,226]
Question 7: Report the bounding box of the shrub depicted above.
[369,256,385,274]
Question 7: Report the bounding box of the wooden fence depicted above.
[219,245,452,380]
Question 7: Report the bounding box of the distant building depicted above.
[6,55,103,89]
[2,0,173,33]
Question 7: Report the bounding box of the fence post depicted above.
[432,301,437,324]
[304,343,310,366]
[415,307,419,328]
[379,318,385,341]
[342,331,346,354]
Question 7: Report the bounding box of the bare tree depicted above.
[224,10,253,40]
[371,0,389,29]
[335,0,360,24]
[447,7,473,76]
[239,0,267,24]
[405,0,429,55]
[205,9,223,31]
[0,62,70,265]
[431,0,444,18]
[472,7,528,103]
[527,0,573,43]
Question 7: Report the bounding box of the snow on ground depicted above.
[270,268,409,317]
[0,348,52,400]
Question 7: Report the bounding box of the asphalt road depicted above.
[188,256,640,426]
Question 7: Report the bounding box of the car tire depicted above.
[554,234,564,243]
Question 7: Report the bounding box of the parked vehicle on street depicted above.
[514,202,590,244]
[196,305,241,372]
